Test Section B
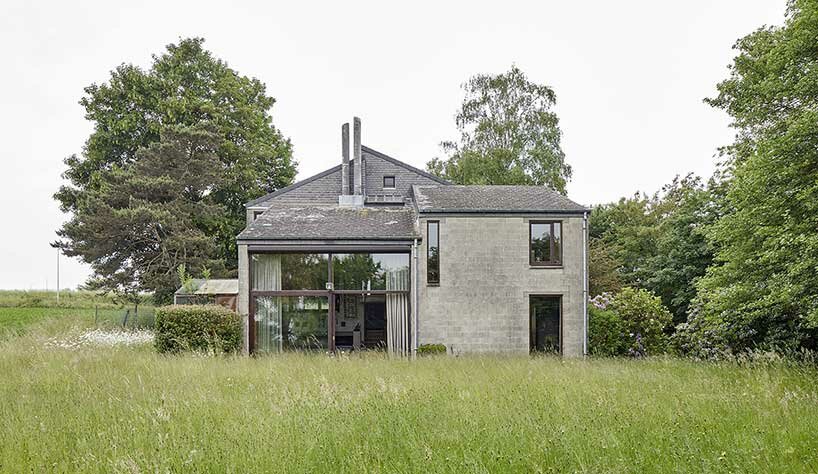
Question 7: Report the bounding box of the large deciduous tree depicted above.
[689,0,818,352]
[426,66,572,192]
[589,175,717,324]
[55,38,296,298]
[58,125,229,303]
[56,39,295,263]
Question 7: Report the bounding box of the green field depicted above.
[0,289,150,309]
[0,291,154,338]
[1,313,817,473]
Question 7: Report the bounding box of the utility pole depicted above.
[56,248,60,302]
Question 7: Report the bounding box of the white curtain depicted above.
[253,255,282,352]
[386,267,410,356]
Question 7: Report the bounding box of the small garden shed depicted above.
[173,279,239,311]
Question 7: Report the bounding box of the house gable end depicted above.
[246,146,450,210]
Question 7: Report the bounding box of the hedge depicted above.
[417,343,447,355]
[154,305,241,354]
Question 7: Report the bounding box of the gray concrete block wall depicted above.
[417,215,587,357]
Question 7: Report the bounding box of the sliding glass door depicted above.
[254,296,329,353]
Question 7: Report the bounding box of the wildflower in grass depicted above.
[45,329,154,349]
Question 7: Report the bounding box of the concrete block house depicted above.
[237,118,590,357]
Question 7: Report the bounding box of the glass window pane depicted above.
[553,223,562,264]
[427,221,439,284]
[254,296,328,352]
[333,253,409,290]
[252,254,281,291]
[530,223,551,264]
[252,253,328,290]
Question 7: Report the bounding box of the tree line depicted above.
[56,0,818,355]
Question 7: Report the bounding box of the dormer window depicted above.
[383,176,396,189]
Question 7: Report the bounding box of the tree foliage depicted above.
[690,0,818,352]
[426,65,571,192]
[590,175,717,324]
[55,38,296,279]
[57,125,228,303]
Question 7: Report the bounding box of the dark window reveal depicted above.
[427,221,440,285]
[530,221,562,266]
[530,296,561,353]
[383,176,396,188]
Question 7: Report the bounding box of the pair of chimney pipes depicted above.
[341,117,362,197]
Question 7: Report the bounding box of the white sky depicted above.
[0,0,786,290]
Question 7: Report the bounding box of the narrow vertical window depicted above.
[530,221,562,266]
[427,221,440,285]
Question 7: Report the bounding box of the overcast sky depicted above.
[0,0,787,290]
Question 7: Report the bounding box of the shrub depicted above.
[588,288,673,357]
[589,307,627,357]
[417,343,447,355]
[609,287,673,356]
[154,305,241,354]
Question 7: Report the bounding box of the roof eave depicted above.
[417,208,591,215]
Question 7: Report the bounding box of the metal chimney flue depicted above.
[341,123,350,195]
[338,117,364,207]
[353,117,362,196]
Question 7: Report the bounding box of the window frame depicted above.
[247,250,411,354]
[426,220,440,286]
[529,220,563,267]
[529,294,563,354]
[383,175,396,189]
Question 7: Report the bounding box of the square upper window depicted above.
[383,176,396,189]
[530,221,562,266]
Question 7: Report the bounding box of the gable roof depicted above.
[245,146,449,208]
[237,206,418,241]
[361,146,450,185]
[412,185,589,214]
[245,165,342,208]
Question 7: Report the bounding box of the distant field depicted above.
[0,289,149,309]
[0,307,98,337]
[1,320,817,473]
[0,290,155,338]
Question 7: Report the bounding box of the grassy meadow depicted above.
[0,290,154,338]
[1,311,817,473]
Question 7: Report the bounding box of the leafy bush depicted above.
[588,288,673,357]
[671,304,817,360]
[609,287,673,356]
[154,305,241,354]
[589,307,627,357]
[671,308,731,360]
[417,343,447,355]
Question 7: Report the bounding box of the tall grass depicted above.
[1,322,817,473]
